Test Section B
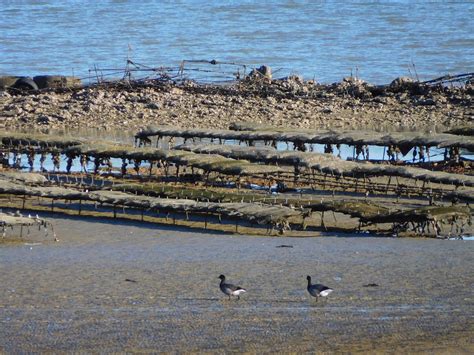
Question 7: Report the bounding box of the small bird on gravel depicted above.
[219,274,246,300]
[306,275,333,302]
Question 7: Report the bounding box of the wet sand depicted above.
[0,214,473,353]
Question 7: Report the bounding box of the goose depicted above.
[219,274,246,300]
[306,275,333,301]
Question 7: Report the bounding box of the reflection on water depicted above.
[3,126,465,174]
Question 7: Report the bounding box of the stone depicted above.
[390,76,415,88]
[248,65,272,80]
[170,88,183,95]
[417,98,436,106]
[0,76,20,89]
[37,115,51,124]
[146,102,160,110]
[343,76,365,85]
[256,65,272,79]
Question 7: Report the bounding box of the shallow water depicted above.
[1,1,473,83]
[0,215,473,352]
[11,142,450,174]
[5,127,455,174]
[9,141,452,176]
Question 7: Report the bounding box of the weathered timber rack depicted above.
[2,132,473,200]
[175,143,474,187]
[1,173,471,237]
[0,134,283,177]
[0,133,85,148]
[0,178,304,232]
[305,200,471,237]
[0,211,53,239]
[134,125,474,151]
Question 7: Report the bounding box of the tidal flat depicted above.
[0,215,472,353]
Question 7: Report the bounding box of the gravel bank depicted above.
[1,77,473,132]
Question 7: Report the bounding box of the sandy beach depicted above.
[1,214,472,353]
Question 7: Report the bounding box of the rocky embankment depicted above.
[1,76,473,132]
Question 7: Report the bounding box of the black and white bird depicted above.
[306,275,333,302]
[219,274,246,300]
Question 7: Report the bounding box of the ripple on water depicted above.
[0,2,473,83]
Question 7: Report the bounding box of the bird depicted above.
[306,275,333,302]
[219,274,246,300]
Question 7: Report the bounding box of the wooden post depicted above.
[386,176,392,195]
[78,198,82,215]
[51,199,54,212]
[395,176,401,202]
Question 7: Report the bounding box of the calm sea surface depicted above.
[1,1,473,84]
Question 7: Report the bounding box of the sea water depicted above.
[1,1,473,84]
